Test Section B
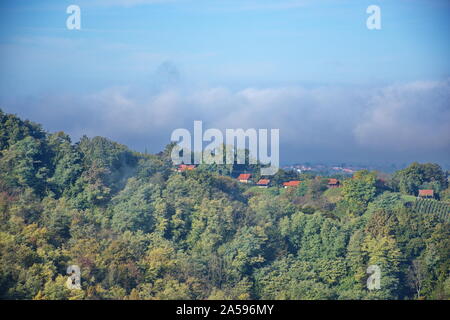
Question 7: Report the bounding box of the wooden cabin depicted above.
[177,164,196,172]
[256,179,270,188]
[237,173,252,183]
[328,178,340,188]
[418,189,434,199]
[283,180,301,188]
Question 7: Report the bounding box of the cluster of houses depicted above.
[237,173,341,189]
[175,165,435,198]
[176,165,342,189]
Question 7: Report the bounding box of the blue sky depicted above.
[0,0,449,165]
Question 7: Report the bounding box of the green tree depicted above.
[0,137,50,195]
[341,170,377,216]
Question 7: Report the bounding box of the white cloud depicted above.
[2,79,449,164]
[354,79,450,151]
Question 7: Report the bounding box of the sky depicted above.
[0,0,449,166]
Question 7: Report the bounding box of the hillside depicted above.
[0,109,449,300]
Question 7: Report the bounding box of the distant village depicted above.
[283,164,361,175]
[282,162,450,175]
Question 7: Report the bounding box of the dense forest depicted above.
[0,109,449,300]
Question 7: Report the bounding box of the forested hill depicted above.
[0,109,449,300]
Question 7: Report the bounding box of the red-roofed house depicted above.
[328,178,340,188]
[177,164,196,172]
[418,189,434,199]
[256,179,270,188]
[283,180,301,188]
[237,173,252,183]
